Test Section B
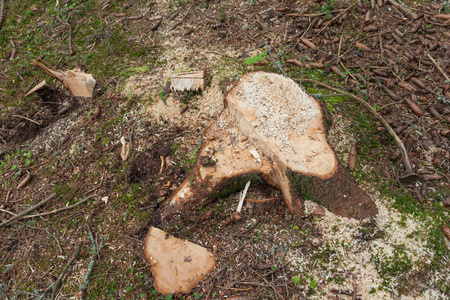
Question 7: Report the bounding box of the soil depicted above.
[0,0,449,299]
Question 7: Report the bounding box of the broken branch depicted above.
[12,114,41,125]
[56,15,73,55]
[0,0,5,30]
[389,0,417,19]
[0,193,56,228]
[22,195,94,219]
[317,3,356,34]
[427,53,450,82]
[47,242,82,300]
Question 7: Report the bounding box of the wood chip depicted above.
[348,146,356,170]
[32,61,96,97]
[144,227,216,295]
[24,80,47,96]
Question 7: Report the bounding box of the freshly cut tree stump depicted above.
[161,72,377,220]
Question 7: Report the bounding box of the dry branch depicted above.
[39,242,82,300]
[389,0,417,19]
[0,0,5,30]
[12,114,41,125]
[427,53,450,82]
[17,172,32,189]
[22,195,94,219]
[0,193,56,228]
[317,3,356,34]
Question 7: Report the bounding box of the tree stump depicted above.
[161,72,378,220]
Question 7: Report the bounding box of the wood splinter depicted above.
[160,72,378,221]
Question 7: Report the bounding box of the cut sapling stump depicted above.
[170,70,205,92]
[32,60,96,97]
[160,72,378,221]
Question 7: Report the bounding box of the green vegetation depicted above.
[0,144,33,177]
[244,52,267,65]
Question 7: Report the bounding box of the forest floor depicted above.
[0,0,449,299]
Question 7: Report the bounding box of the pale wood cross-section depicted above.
[170,70,206,92]
[144,227,216,295]
[161,72,378,220]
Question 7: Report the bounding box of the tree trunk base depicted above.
[160,72,378,220]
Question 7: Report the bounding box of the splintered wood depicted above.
[144,227,216,295]
[32,60,96,97]
[170,70,205,92]
[161,72,378,220]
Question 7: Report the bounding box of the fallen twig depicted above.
[0,0,5,30]
[80,231,104,300]
[56,3,73,55]
[0,193,56,228]
[295,78,420,183]
[427,53,450,82]
[12,114,42,125]
[36,242,83,300]
[170,4,194,31]
[159,155,164,174]
[17,172,32,189]
[23,180,102,219]
[150,17,163,31]
[0,208,16,216]
[317,3,355,34]
[22,195,94,219]
[389,0,417,19]
[10,40,16,60]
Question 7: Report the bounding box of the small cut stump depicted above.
[161,72,378,220]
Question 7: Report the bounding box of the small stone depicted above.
[311,237,322,247]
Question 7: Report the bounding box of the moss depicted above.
[286,169,313,200]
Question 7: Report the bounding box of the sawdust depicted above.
[238,72,320,145]
[122,44,225,128]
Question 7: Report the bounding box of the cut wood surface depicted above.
[32,60,96,97]
[161,72,378,220]
[24,80,47,96]
[144,227,216,295]
[170,70,205,92]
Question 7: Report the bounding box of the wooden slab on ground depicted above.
[161,72,378,220]
[144,227,216,295]
[170,70,205,92]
